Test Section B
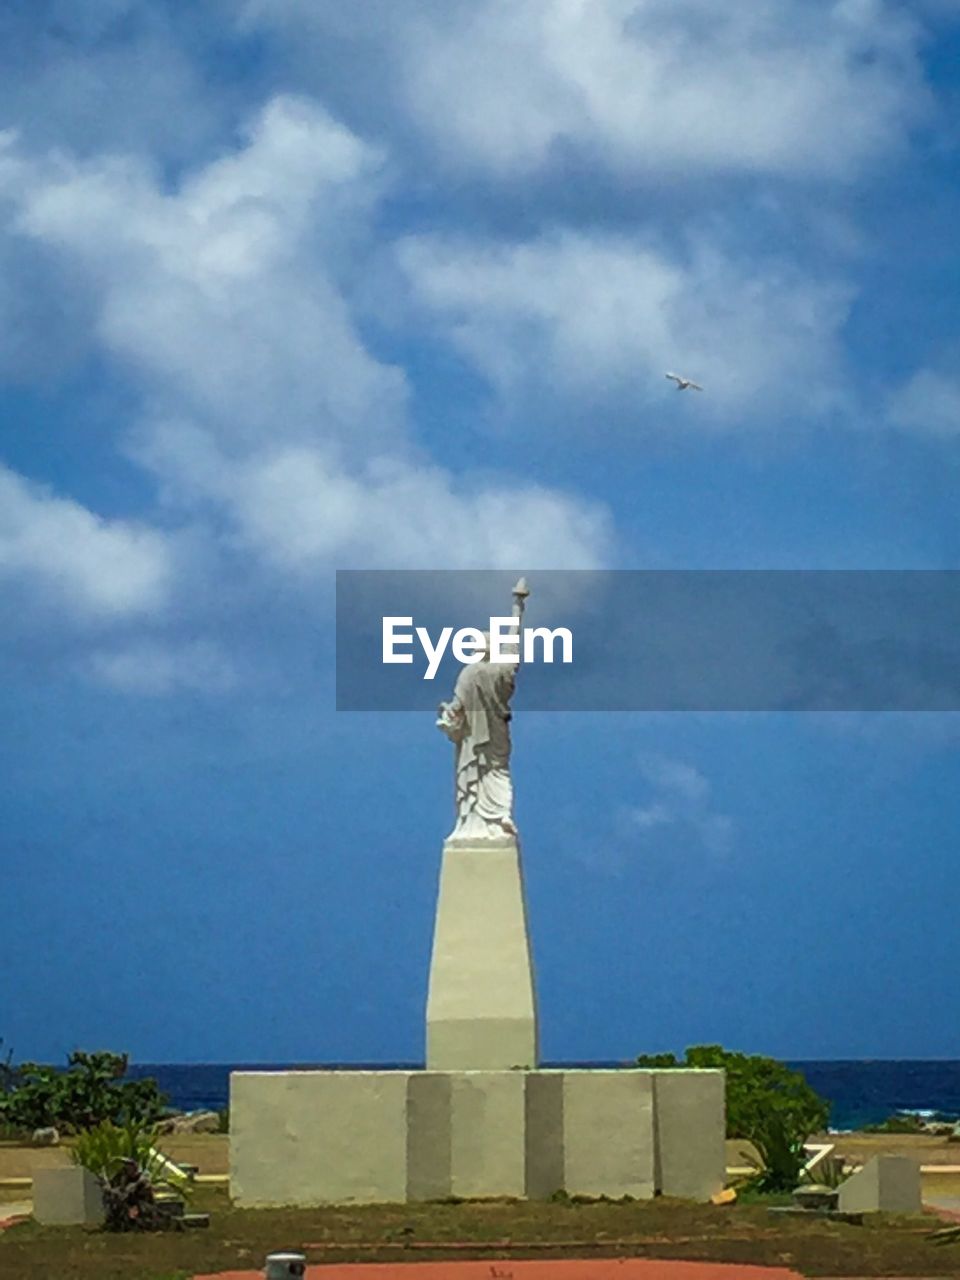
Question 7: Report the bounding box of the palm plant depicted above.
[71,1117,188,1231]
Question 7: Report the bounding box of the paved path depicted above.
[925,1196,960,1220]
[0,1199,31,1230]
[196,1262,805,1279]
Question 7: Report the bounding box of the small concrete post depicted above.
[264,1253,306,1279]
[837,1154,922,1214]
[32,1166,104,1225]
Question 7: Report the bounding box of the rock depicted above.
[171,1110,220,1134]
[31,1127,60,1147]
[792,1184,839,1212]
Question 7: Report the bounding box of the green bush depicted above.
[863,1112,927,1134]
[72,1118,189,1232]
[636,1044,830,1193]
[0,1041,27,1137]
[71,1118,165,1181]
[864,1111,957,1135]
[0,1048,168,1134]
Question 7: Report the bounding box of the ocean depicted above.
[127,1060,960,1131]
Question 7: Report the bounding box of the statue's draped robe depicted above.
[447,658,517,840]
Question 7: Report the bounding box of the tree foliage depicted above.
[0,1048,167,1134]
[636,1043,831,1193]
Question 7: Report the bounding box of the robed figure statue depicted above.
[436,579,529,842]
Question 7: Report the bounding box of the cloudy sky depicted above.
[3,0,960,1066]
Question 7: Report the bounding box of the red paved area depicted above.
[196,1261,804,1279]
[925,1202,960,1222]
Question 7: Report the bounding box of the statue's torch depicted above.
[511,577,529,665]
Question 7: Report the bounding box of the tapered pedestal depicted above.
[426,837,538,1070]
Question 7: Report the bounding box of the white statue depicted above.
[436,578,529,842]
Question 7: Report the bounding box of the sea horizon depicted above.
[125,1058,960,1133]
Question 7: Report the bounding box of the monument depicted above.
[427,578,538,1071]
[230,576,726,1206]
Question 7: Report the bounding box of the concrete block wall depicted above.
[534,1070,657,1200]
[230,1067,725,1207]
[231,1071,411,1206]
[653,1069,726,1200]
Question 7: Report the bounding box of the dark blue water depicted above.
[127,1060,960,1131]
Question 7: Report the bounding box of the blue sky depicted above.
[3,0,960,1067]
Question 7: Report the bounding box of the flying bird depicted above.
[665,372,703,391]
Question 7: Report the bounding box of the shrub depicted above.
[743,1106,813,1193]
[864,1112,927,1134]
[0,1040,15,1094]
[0,1042,27,1138]
[0,1061,63,1132]
[636,1044,831,1193]
[72,1118,188,1233]
[71,1118,165,1181]
[0,1048,167,1134]
[864,1112,955,1135]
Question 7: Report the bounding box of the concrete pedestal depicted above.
[426,838,538,1071]
[230,1067,725,1207]
[838,1155,922,1214]
[33,1166,104,1225]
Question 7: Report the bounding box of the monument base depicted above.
[426,838,538,1071]
[230,1067,724,1206]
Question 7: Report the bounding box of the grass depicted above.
[2,1185,959,1279]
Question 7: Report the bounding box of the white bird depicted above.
[665,372,703,391]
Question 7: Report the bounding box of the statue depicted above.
[436,578,529,842]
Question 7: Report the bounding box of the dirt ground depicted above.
[0,1132,230,1180]
[4,1132,957,1184]
[726,1132,960,1169]
[822,1131,960,1167]
[4,1184,960,1280]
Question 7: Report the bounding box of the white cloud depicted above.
[0,464,172,620]
[887,369,960,438]
[132,425,612,570]
[86,639,238,696]
[0,97,613,592]
[236,0,927,181]
[398,230,853,426]
[7,97,404,454]
[225,449,611,570]
[626,752,733,858]
[638,754,711,804]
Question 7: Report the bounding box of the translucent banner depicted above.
[335,570,960,712]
